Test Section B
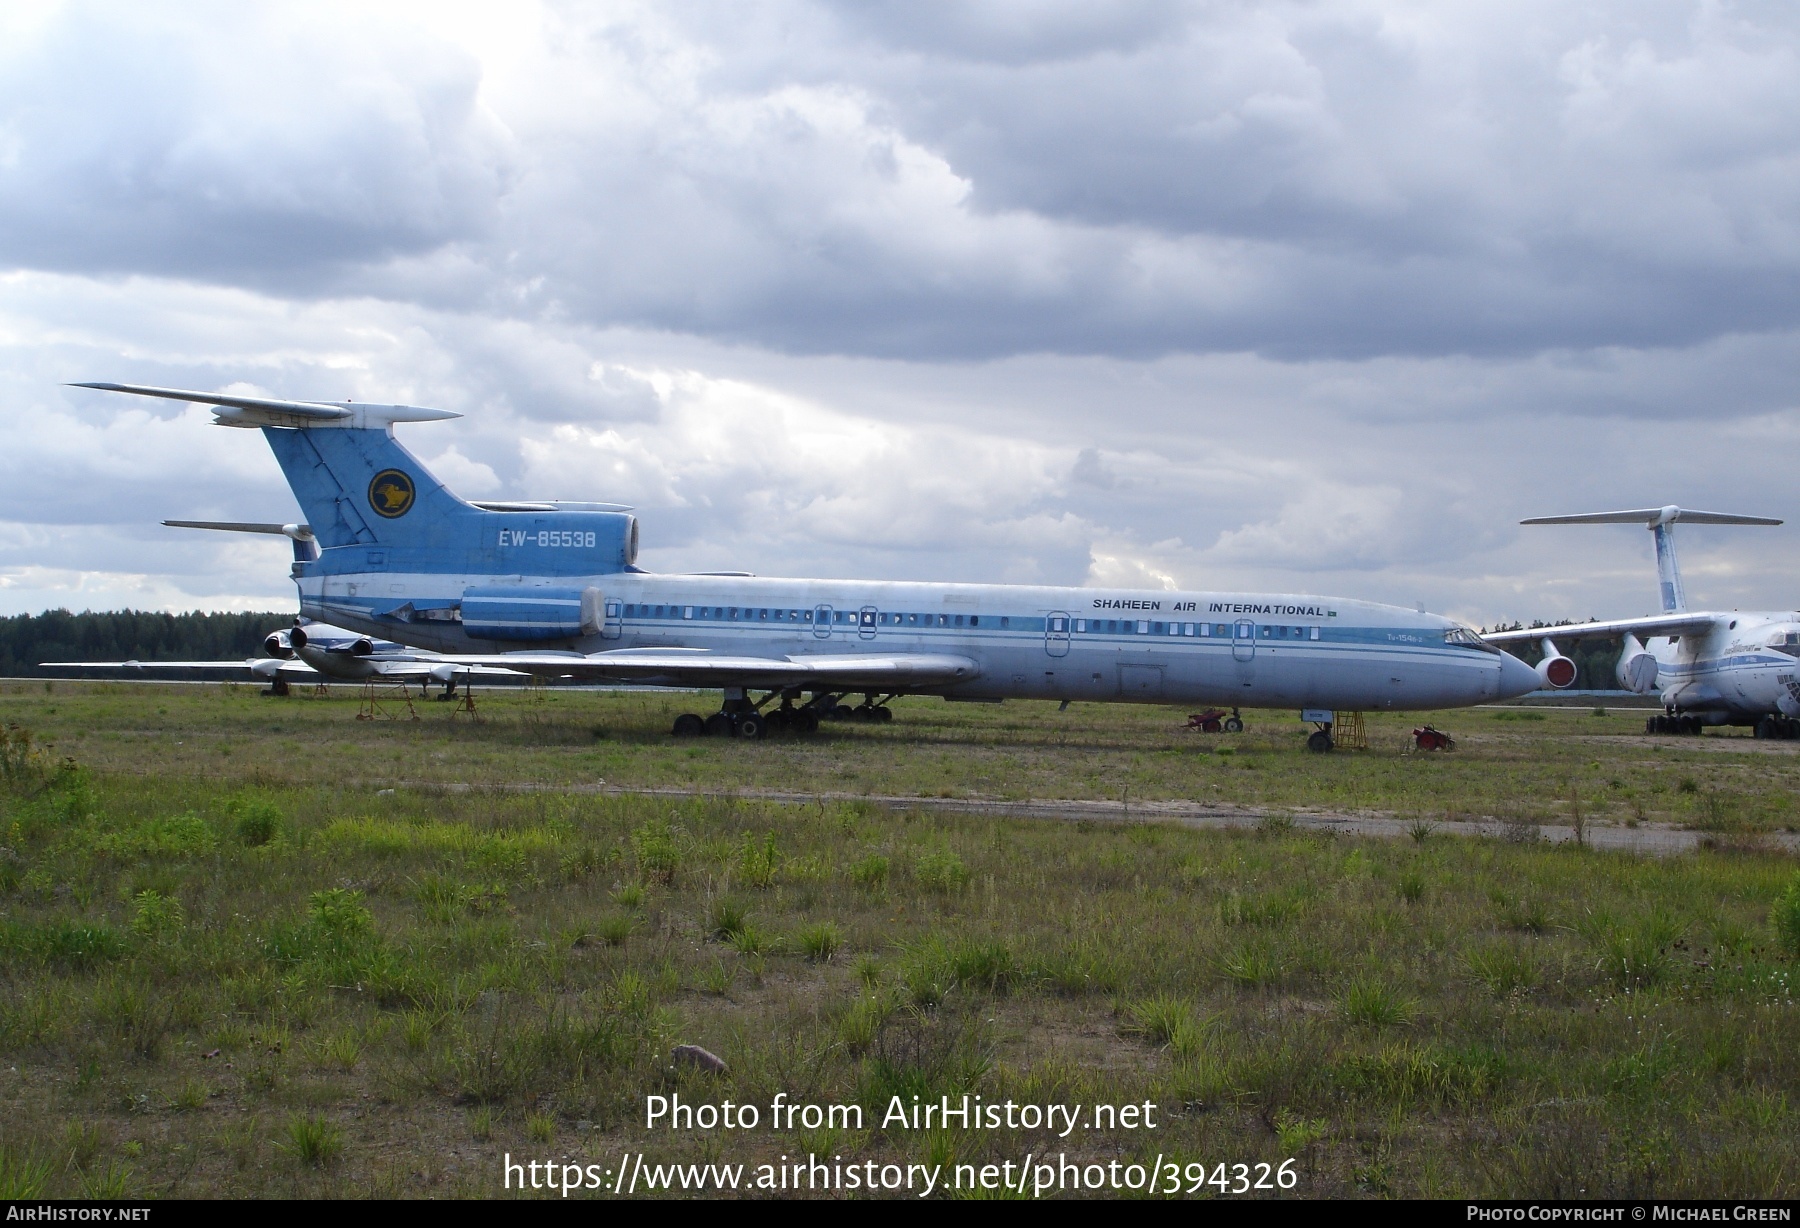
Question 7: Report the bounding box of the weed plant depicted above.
[0,688,1797,1197]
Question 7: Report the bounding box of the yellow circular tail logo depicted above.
[368,469,416,518]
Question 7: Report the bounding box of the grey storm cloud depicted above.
[3,1,1799,359]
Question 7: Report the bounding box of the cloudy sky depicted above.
[4,0,1800,628]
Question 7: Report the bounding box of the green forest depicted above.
[0,609,291,677]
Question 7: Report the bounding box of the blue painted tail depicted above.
[262,426,468,550]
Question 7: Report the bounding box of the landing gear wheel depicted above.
[824,704,853,722]
[703,713,733,737]
[1223,715,1244,734]
[672,713,705,737]
[736,714,767,740]
[794,709,820,734]
[874,705,893,723]
[262,678,291,698]
[1306,730,1334,753]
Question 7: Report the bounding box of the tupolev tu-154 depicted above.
[66,381,1543,750]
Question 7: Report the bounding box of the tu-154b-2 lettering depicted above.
[65,382,1542,748]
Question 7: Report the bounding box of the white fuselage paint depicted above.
[1643,613,1800,720]
[299,572,1534,711]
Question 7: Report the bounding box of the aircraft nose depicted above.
[1496,651,1540,700]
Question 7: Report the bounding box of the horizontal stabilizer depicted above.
[164,520,314,541]
[70,382,461,429]
[1522,506,1781,527]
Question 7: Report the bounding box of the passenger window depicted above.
[970,616,980,627]
[955,615,965,627]
[1184,623,1195,636]
[1310,627,1320,640]
[1001,617,1010,628]
[683,607,694,619]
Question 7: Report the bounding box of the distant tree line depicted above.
[0,609,292,677]
[1483,620,1626,691]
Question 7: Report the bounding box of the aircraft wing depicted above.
[39,658,314,680]
[436,648,980,689]
[1484,613,1722,645]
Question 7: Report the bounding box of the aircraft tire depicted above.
[795,710,820,734]
[737,714,767,740]
[1756,716,1776,740]
[1223,716,1244,733]
[875,706,893,723]
[672,713,705,737]
[703,713,733,737]
[1306,730,1333,754]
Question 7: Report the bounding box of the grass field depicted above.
[2,682,1799,1198]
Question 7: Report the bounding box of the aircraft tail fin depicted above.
[75,383,641,574]
[1521,505,1782,614]
[259,424,470,549]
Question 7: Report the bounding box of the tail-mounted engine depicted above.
[462,585,607,642]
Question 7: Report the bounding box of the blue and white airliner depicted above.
[70,382,1542,748]
[1488,507,1800,738]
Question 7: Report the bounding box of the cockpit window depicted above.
[1767,631,1800,657]
[1444,626,1501,654]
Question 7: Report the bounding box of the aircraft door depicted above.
[1232,620,1256,663]
[858,606,879,639]
[813,604,833,639]
[1045,611,1070,657]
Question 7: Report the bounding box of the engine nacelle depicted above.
[462,585,605,642]
[261,630,296,659]
[289,625,309,650]
[350,637,375,657]
[1615,633,1658,694]
[1536,637,1577,689]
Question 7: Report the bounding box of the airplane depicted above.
[66,381,1544,750]
[42,618,527,696]
[1484,506,1800,738]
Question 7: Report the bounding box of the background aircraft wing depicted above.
[436,648,980,689]
[39,658,316,680]
[1484,613,1722,645]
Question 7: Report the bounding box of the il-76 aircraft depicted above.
[1487,507,1799,738]
[71,381,1542,749]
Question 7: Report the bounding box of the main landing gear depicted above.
[1647,712,1705,736]
[1754,715,1800,740]
[672,691,891,739]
